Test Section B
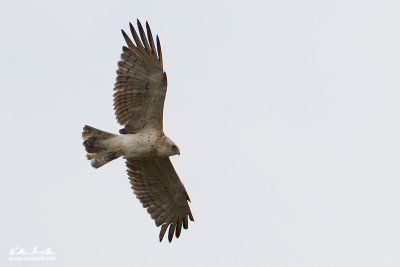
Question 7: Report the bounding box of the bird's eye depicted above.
[171,145,177,149]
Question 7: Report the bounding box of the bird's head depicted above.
[158,136,180,157]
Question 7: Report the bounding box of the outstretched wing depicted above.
[126,158,194,242]
[114,20,167,134]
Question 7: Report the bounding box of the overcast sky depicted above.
[1,0,399,266]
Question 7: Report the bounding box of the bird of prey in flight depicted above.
[82,19,194,242]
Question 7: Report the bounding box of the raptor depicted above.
[82,19,193,242]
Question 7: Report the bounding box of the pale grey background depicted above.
[1,0,399,266]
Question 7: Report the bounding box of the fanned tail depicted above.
[82,125,121,168]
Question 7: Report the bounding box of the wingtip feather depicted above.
[156,35,163,65]
[159,224,168,242]
[145,21,157,57]
[136,19,150,52]
[168,224,175,242]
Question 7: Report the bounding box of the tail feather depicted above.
[87,151,122,168]
[82,125,120,168]
[82,125,115,140]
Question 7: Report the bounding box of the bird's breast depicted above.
[120,133,159,159]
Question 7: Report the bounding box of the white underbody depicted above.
[102,131,177,159]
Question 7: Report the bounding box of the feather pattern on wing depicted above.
[126,158,194,242]
[114,20,167,134]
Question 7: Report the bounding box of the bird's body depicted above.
[102,132,178,159]
[82,19,193,242]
